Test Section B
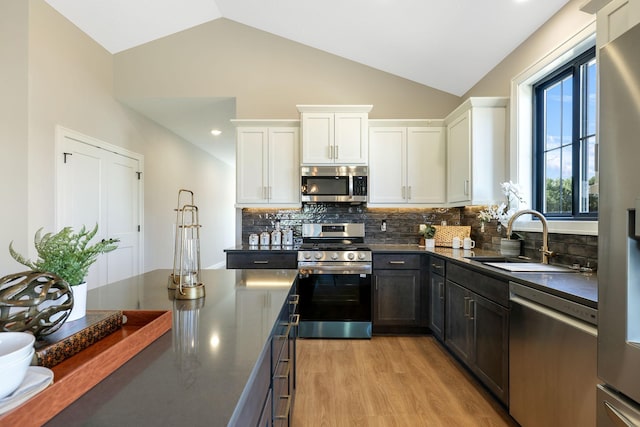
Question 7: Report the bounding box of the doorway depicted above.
[55,126,143,289]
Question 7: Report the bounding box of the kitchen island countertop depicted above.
[44,268,298,427]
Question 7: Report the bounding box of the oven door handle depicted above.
[298,265,372,275]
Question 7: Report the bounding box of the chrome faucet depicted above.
[506,209,554,264]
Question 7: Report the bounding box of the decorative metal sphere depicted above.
[0,271,73,337]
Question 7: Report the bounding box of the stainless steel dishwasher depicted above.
[509,281,598,427]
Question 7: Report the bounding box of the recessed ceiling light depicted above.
[210,129,222,136]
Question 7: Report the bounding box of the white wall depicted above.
[0,0,234,277]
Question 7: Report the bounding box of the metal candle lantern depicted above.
[169,190,193,290]
[169,190,205,300]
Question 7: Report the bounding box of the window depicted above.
[532,47,597,220]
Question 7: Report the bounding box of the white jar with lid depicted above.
[271,229,282,246]
[260,231,270,246]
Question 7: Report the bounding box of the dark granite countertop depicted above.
[368,243,598,308]
[224,243,598,308]
[45,269,298,427]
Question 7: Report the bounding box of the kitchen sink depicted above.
[465,256,579,273]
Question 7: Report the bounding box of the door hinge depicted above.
[138,225,141,232]
[63,152,72,163]
[136,172,142,180]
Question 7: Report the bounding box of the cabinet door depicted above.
[445,280,472,363]
[301,113,334,164]
[429,273,445,341]
[368,127,406,204]
[407,127,446,204]
[268,127,300,204]
[237,128,268,204]
[447,111,471,204]
[471,293,509,405]
[334,113,368,164]
[374,269,421,326]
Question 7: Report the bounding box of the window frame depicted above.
[508,22,597,236]
[531,46,598,221]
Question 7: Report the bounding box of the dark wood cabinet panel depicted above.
[445,266,509,406]
[227,252,298,269]
[372,253,427,333]
[429,272,445,341]
[374,269,421,326]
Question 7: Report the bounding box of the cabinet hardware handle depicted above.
[439,282,444,300]
[329,145,333,159]
[464,180,470,196]
[335,145,339,159]
[375,276,378,291]
[469,299,476,320]
[253,260,269,264]
[289,294,299,305]
[275,395,292,420]
[274,358,291,379]
[401,186,406,199]
[389,261,405,265]
[408,186,412,200]
[268,186,272,199]
[290,313,300,327]
[464,296,471,317]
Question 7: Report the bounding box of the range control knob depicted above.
[302,251,311,260]
[331,252,339,260]
[357,252,367,260]
[314,251,323,260]
[347,252,355,260]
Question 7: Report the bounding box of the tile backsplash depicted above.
[241,204,598,269]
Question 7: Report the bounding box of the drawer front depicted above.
[430,256,446,275]
[446,262,509,307]
[227,252,297,269]
[373,254,421,270]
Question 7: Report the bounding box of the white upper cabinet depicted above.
[368,121,446,206]
[298,105,372,165]
[234,121,300,207]
[444,98,508,206]
[582,0,640,48]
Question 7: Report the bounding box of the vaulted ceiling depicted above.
[43,0,571,164]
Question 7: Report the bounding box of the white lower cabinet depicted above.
[235,124,300,207]
[368,124,445,205]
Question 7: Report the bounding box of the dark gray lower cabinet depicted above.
[226,251,298,269]
[428,257,446,341]
[445,263,509,406]
[372,254,427,333]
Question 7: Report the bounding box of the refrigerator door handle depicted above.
[604,400,637,427]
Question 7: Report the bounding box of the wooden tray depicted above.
[0,310,172,427]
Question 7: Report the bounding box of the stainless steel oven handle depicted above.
[604,401,636,427]
[298,265,372,275]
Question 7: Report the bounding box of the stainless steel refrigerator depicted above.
[598,21,640,426]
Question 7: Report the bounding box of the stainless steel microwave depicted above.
[301,166,367,203]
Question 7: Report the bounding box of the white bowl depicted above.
[0,347,34,399]
[0,332,35,364]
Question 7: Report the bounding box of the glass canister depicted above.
[283,227,294,246]
[248,233,259,246]
[271,229,282,246]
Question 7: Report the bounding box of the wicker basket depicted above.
[433,226,471,247]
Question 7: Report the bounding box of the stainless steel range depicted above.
[297,223,372,338]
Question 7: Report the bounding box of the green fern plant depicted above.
[419,224,436,239]
[9,224,119,286]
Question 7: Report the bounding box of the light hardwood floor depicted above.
[291,336,518,427]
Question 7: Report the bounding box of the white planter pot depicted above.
[425,239,436,249]
[67,282,87,321]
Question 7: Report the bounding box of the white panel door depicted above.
[57,131,142,289]
[236,128,268,204]
[301,113,334,164]
[368,127,406,204]
[407,127,446,204]
[105,154,140,284]
[334,113,368,164]
[268,127,300,204]
[447,111,472,204]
